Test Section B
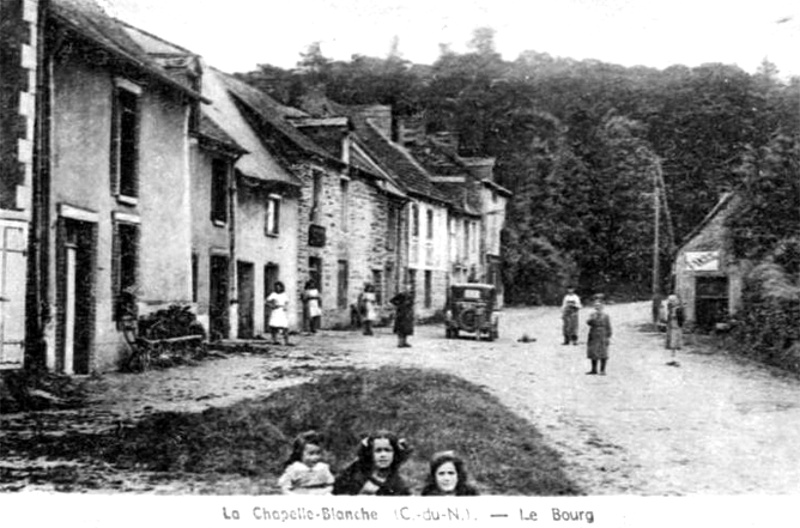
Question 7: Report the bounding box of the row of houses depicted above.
[0,0,509,374]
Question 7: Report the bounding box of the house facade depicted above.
[18,0,204,373]
[4,0,509,374]
[0,0,36,369]
[673,193,747,330]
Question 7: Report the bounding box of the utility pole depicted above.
[651,162,662,324]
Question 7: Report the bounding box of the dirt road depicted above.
[3,302,800,494]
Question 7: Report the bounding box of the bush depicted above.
[729,262,800,372]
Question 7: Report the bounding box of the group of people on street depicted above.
[561,287,686,375]
[278,430,477,496]
[265,280,416,349]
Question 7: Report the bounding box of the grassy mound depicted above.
[2,367,580,495]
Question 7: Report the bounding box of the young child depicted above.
[421,451,479,496]
[332,430,412,496]
[267,281,292,345]
[277,431,335,495]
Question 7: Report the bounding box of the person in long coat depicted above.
[665,293,684,356]
[586,296,612,375]
[390,290,414,348]
[561,287,582,345]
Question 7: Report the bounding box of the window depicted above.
[110,81,141,201]
[408,269,417,296]
[372,269,383,305]
[424,270,432,308]
[386,206,397,250]
[340,179,349,232]
[113,221,139,320]
[266,195,280,236]
[411,204,419,237]
[337,260,349,309]
[310,172,323,222]
[426,209,434,239]
[211,158,228,224]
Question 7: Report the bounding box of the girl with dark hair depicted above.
[332,430,412,496]
[278,430,334,495]
[421,451,479,496]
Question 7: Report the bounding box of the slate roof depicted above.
[201,67,301,186]
[197,114,247,155]
[220,75,342,166]
[677,192,741,252]
[350,114,451,205]
[50,0,205,101]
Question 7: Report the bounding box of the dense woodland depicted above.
[237,29,800,310]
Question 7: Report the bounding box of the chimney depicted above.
[397,113,425,146]
[461,157,496,182]
[360,104,393,139]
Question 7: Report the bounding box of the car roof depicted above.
[451,283,495,290]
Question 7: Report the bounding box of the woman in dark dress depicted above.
[390,290,414,348]
[332,431,412,496]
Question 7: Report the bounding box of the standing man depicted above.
[561,287,582,345]
[586,295,612,375]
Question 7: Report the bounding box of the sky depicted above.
[103,0,800,78]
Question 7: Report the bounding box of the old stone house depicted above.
[15,0,206,373]
[347,106,453,319]
[673,193,746,330]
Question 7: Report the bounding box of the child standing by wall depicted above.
[277,431,335,495]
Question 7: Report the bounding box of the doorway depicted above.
[237,261,255,339]
[695,276,728,330]
[209,255,229,340]
[57,218,96,374]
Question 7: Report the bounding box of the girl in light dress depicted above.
[267,281,292,345]
[278,431,335,495]
[302,280,322,334]
[360,283,378,336]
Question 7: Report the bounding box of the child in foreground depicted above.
[420,451,479,496]
[278,431,335,495]
[332,430,412,495]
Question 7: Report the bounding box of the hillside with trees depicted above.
[238,28,800,307]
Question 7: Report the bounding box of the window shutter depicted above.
[110,88,120,196]
[111,221,120,320]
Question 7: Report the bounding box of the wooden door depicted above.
[237,261,254,339]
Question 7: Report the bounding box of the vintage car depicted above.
[444,283,499,341]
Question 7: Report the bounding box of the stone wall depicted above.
[294,161,403,328]
[0,0,36,213]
